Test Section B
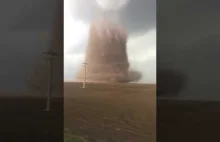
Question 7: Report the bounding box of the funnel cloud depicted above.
[75,21,142,83]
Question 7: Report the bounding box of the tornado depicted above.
[75,20,142,83]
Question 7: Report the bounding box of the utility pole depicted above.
[82,62,88,88]
[44,51,59,111]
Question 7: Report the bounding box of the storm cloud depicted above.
[0,0,58,93]
[69,0,156,34]
[158,0,220,100]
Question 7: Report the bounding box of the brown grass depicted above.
[64,82,156,142]
[157,99,220,142]
[0,97,63,141]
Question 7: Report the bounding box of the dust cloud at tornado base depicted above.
[75,20,142,83]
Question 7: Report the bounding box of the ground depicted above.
[0,90,219,141]
[157,99,220,142]
[0,97,63,141]
[64,82,156,142]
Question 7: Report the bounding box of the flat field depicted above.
[64,82,156,142]
[0,96,63,141]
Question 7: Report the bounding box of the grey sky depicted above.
[69,0,156,34]
[0,0,57,93]
[1,0,57,31]
[158,0,220,100]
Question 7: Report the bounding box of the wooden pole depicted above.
[44,52,58,111]
[44,0,63,111]
[82,62,88,88]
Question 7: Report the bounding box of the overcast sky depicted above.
[0,0,57,93]
[158,0,220,100]
[64,0,156,83]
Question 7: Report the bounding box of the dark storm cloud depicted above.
[0,0,56,93]
[70,0,156,34]
[158,0,220,44]
[0,31,50,93]
[158,0,220,100]
[0,0,57,31]
[120,0,156,34]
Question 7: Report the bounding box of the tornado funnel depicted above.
[75,20,141,83]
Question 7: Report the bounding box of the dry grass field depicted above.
[0,96,63,141]
[157,99,220,142]
[64,82,156,142]
[0,87,219,141]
